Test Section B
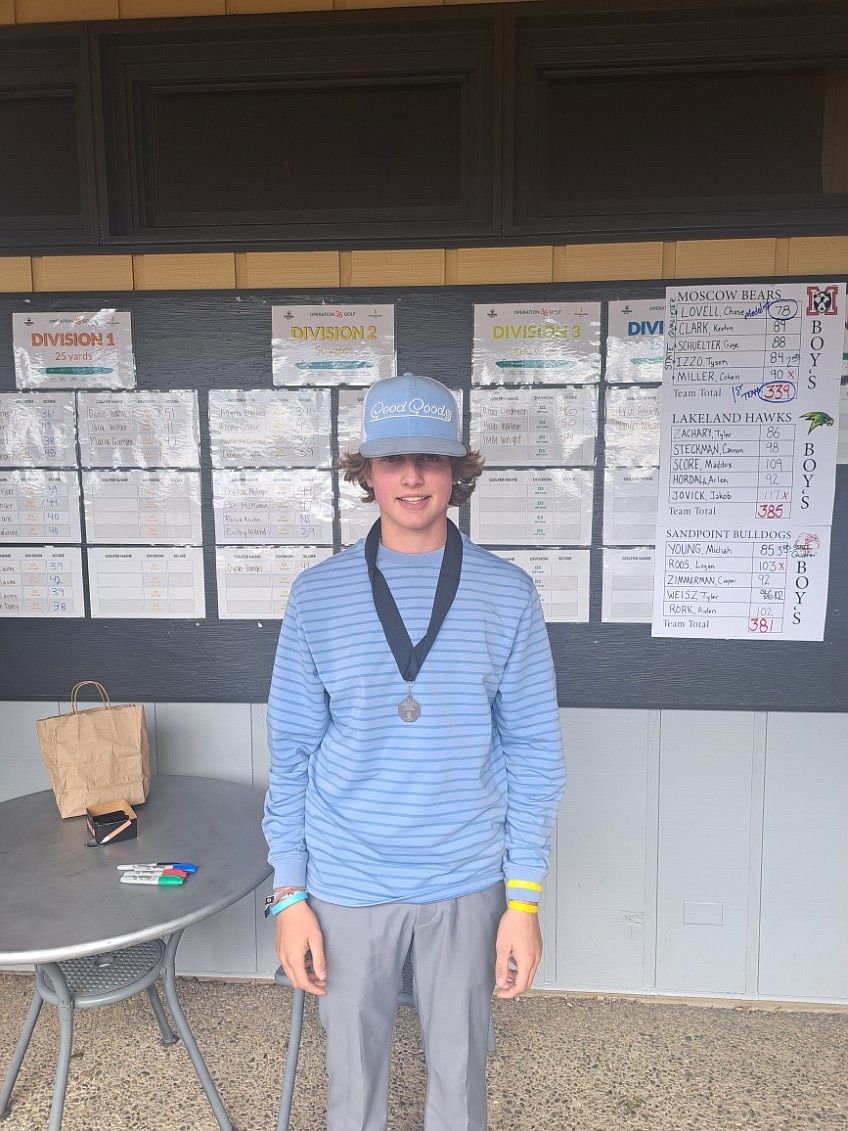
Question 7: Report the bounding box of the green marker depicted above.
[120,874,183,886]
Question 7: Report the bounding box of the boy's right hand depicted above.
[275,901,327,995]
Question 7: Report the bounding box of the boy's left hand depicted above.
[494,907,542,998]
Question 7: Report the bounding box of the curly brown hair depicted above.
[339,450,485,508]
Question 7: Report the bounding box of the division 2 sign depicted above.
[272,304,395,387]
[14,311,136,390]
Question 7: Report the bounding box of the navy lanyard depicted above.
[364,518,463,684]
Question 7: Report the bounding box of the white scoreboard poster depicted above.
[652,281,844,641]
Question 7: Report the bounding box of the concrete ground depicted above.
[0,971,846,1130]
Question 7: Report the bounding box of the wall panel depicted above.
[153,702,254,780]
[555,709,655,991]
[759,713,848,1000]
[0,701,55,802]
[655,711,758,996]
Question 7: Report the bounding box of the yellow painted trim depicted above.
[553,242,664,283]
[661,242,677,279]
[673,239,779,279]
[773,238,790,276]
[455,246,553,285]
[444,248,459,286]
[5,238,847,291]
[338,251,353,287]
[235,251,340,288]
[118,0,225,16]
[349,249,445,287]
[225,0,331,10]
[786,236,848,275]
[0,257,33,293]
[132,254,236,289]
[31,255,134,293]
[335,0,443,7]
[14,0,117,19]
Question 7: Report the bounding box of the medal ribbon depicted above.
[364,518,463,684]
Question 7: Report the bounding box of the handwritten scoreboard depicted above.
[653,283,844,641]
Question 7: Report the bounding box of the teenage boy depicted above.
[263,372,565,1131]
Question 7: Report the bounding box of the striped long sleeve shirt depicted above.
[263,531,565,906]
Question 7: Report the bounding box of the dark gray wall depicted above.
[0,282,845,708]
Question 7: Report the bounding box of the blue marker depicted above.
[117,862,197,873]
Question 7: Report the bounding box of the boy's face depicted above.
[365,454,454,552]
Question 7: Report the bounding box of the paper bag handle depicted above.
[70,681,112,713]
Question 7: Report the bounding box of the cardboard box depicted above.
[85,800,138,846]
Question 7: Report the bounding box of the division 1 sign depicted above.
[652,281,844,640]
[14,311,135,390]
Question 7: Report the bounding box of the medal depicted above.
[365,519,463,725]
[398,684,421,723]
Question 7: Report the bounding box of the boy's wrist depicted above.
[265,889,309,918]
[507,899,540,914]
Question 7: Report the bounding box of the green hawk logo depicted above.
[801,410,835,433]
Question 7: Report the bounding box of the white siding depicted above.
[654,712,759,995]
[3,700,846,1001]
[759,714,848,1000]
[553,709,655,991]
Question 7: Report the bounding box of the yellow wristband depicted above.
[507,900,539,913]
[506,880,543,893]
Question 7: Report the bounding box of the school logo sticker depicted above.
[806,286,838,316]
[800,410,835,433]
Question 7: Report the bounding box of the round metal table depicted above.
[0,774,272,1130]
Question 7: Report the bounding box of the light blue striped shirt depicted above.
[263,530,565,906]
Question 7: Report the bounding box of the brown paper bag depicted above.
[36,681,151,818]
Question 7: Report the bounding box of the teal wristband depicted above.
[268,890,308,917]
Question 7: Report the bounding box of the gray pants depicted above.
[311,884,505,1131]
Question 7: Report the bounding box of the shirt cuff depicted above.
[504,879,542,904]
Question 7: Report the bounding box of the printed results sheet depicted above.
[0,547,85,617]
[209,382,339,617]
[0,393,84,617]
[215,546,334,619]
[78,390,206,618]
[467,303,600,622]
[599,301,665,622]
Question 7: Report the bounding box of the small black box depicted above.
[85,800,138,845]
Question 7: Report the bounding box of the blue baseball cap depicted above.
[359,373,466,457]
